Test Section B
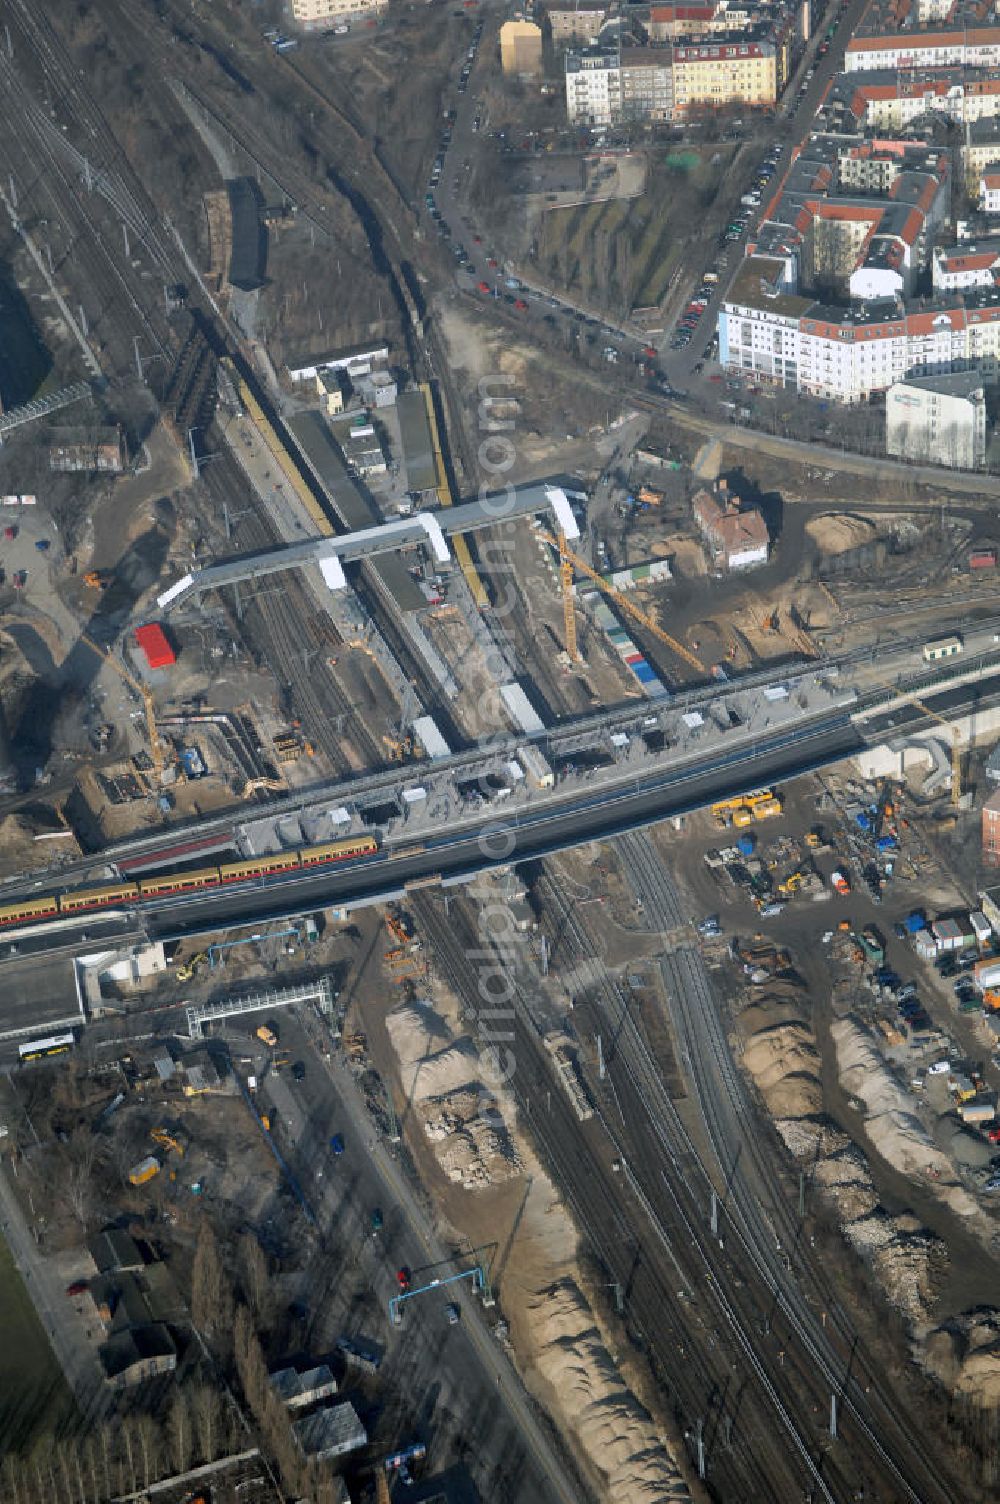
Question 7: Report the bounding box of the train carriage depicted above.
[138,865,224,898]
[0,895,60,927]
[218,852,302,883]
[298,837,379,867]
[60,883,139,913]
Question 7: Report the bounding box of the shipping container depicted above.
[134,623,176,670]
[970,548,997,570]
[128,1155,161,1186]
[958,1098,995,1123]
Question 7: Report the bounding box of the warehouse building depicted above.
[885,371,987,470]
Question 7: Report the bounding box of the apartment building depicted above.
[932,240,1000,292]
[546,0,610,45]
[501,18,543,73]
[845,25,1000,72]
[291,0,386,24]
[719,253,1000,401]
[565,47,621,123]
[648,2,715,39]
[885,370,987,468]
[827,67,1000,132]
[672,35,779,113]
[620,46,674,120]
[982,169,1000,214]
[962,117,1000,191]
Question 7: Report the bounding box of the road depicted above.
[248,1012,595,1504]
[0,1165,108,1425]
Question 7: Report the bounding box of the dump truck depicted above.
[128,1155,161,1186]
[831,870,851,895]
[256,1024,278,1047]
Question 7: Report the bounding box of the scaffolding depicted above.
[186,976,335,1039]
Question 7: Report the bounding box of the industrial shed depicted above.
[226,177,268,292]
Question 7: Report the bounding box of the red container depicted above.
[970,548,997,570]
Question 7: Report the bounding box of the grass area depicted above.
[0,1234,76,1455]
[537,149,739,314]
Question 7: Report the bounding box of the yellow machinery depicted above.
[175,950,209,983]
[383,734,413,762]
[151,1127,186,1158]
[541,531,704,677]
[80,635,166,779]
[777,871,805,895]
[83,570,110,590]
[558,530,580,664]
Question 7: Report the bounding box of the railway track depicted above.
[413,888,824,1501]
[615,828,960,1504]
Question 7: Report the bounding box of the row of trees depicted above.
[0,1216,345,1504]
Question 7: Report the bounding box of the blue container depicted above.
[905,911,925,933]
[737,834,755,856]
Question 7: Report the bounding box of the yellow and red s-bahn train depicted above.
[0,835,380,930]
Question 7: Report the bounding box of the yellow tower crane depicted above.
[79,635,167,779]
[540,531,705,678]
[557,530,580,664]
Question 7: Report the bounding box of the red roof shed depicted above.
[134,624,176,670]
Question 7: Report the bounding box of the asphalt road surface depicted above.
[248,1011,593,1504]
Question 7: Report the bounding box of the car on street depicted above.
[477,280,490,293]
[330,1133,345,1155]
[66,1281,89,1297]
[371,1207,384,1233]
[446,1302,460,1324]
[292,1061,305,1081]
[397,1267,411,1290]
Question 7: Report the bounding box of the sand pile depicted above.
[740,1005,947,1322]
[527,1278,690,1503]
[832,1019,979,1220]
[805,513,878,554]
[741,1021,823,1117]
[385,1002,521,1189]
[925,1313,1000,1405]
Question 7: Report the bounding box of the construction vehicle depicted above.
[175,950,209,983]
[385,910,412,945]
[383,733,414,762]
[256,1024,278,1047]
[151,1127,186,1158]
[83,570,111,590]
[637,487,664,507]
[128,1155,161,1186]
[79,634,167,780]
[541,530,704,677]
[831,870,851,896]
[777,871,805,895]
[273,1049,292,1070]
[805,827,825,848]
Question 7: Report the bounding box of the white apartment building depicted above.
[719,254,1000,402]
[292,0,385,25]
[982,169,1000,214]
[845,28,1000,72]
[886,371,987,468]
[932,242,1000,292]
[565,49,621,125]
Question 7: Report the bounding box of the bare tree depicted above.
[191,1382,222,1464]
[136,1412,160,1491]
[191,1217,233,1353]
[238,1230,270,1323]
[168,1387,194,1474]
